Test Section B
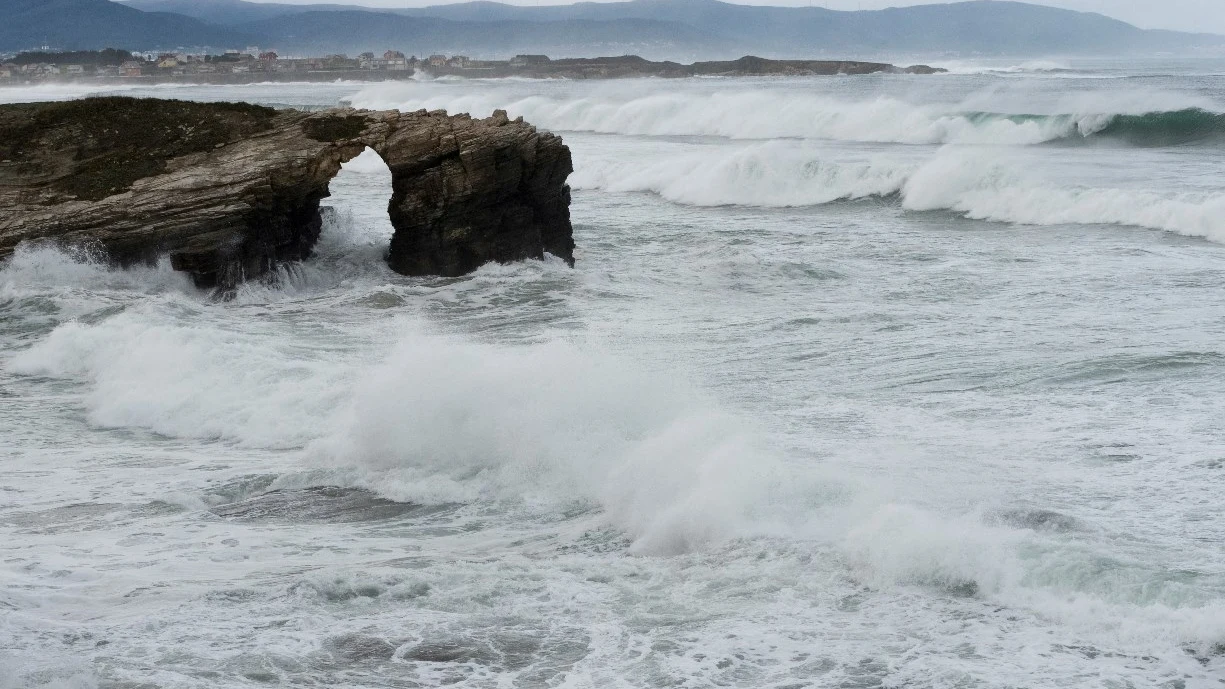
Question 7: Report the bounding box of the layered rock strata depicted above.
[0,97,574,288]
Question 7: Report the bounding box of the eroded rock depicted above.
[0,97,574,289]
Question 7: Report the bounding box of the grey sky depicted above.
[238,0,1225,35]
[812,0,1223,34]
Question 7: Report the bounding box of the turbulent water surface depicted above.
[3,59,1225,688]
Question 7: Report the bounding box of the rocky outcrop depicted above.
[688,56,945,77]
[0,97,573,288]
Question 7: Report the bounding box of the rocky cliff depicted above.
[0,97,574,289]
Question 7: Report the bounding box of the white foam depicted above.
[0,243,194,298]
[0,82,144,104]
[0,81,210,105]
[6,303,357,448]
[571,140,909,206]
[0,658,97,689]
[5,296,780,554]
[943,59,1075,75]
[347,81,1220,146]
[901,148,1225,242]
[573,142,1225,242]
[842,503,1021,593]
[351,86,1072,145]
[306,332,780,555]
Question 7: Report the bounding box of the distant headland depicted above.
[0,49,945,85]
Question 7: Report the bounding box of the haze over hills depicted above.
[6,0,1224,58]
[241,12,716,56]
[5,0,252,53]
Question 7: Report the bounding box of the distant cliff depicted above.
[0,98,574,290]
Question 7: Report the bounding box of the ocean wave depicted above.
[941,60,1114,78]
[8,280,1225,628]
[303,332,781,555]
[5,303,781,555]
[0,243,192,298]
[1081,108,1225,146]
[946,60,1075,74]
[572,143,1225,242]
[351,87,1076,145]
[0,81,203,105]
[349,83,1222,147]
[5,302,358,449]
[570,142,909,206]
[961,107,1225,146]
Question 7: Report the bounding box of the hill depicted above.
[3,0,249,52]
[394,0,1225,55]
[19,0,1225,57]
[242,11,718,56]
[120,0,364,25]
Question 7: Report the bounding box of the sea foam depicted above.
[572,143,1225,243]
[304,332,780,555]
[349,82,1222,146]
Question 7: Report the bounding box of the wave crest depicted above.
[1088,108,1225,146]
[349,83,1223,147]
[573,144,1225,242]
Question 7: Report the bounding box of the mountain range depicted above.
[5,0,1224,59]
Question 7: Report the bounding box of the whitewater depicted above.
[2,58,1225,688]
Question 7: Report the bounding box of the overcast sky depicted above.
[241,0,1225,35]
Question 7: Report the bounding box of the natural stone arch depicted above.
[0,98,574,290]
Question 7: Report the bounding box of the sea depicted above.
[2,58,1224,688]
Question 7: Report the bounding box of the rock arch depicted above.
[0,98,574,290]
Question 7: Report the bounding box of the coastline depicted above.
[0,55,946,88]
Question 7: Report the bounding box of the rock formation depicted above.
[0,97,574,288]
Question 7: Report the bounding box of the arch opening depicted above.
[313,147,397,272]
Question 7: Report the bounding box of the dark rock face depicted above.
[689,56,903,76]
[0,97,574,289]
[376,109,574,277]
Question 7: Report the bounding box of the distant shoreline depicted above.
[422,55,947,79]
[0,55,946,88]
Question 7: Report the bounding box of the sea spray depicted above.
[571,142,1225,242]
[349,81,1223,146]
[303,332,781,554]
[351,87,1079,145]
[6,304,358,448]
[900,148,1225,241]
[0,243,192,298]
[13,279,1225,631]
[570,141,911,206]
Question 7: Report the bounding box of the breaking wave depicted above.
[571,143,1225,242]
[968,108,1225,147]
[349,83,1223,147]
[1080,108,1225,146]
[944,60,1076,75]
[4,294,780,555]
[9,275,1225,629]
[5,251,1225,646]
